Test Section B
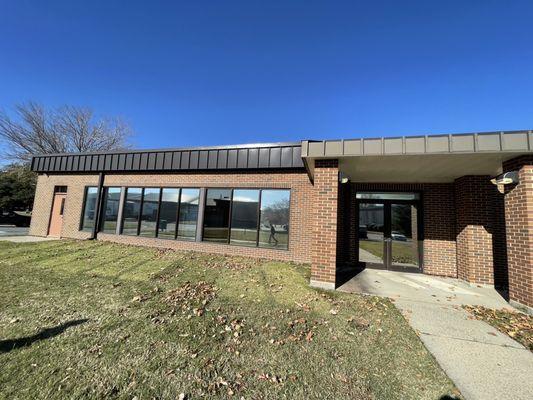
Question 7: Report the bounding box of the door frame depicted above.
[47,187,68,237]
[355,192,424,273]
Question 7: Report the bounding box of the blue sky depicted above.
[1,1,532,150]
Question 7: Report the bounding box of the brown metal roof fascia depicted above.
[31,142,305,173]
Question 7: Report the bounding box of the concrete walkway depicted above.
[0,235,58,243]
[339,269,533,400]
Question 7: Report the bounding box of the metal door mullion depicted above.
[384,202,392,269]
[175,188,181,240]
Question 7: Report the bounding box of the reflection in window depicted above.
[391,203,419,268]
[81,187,98,231]
[122,188,142,235]
[140,188,160,237]
[158,188,179,239]
[178,188,200,240]
[358,203,385,265]
[258,190,290,249]
[203,189,231,242]
[230,190,259,247]
[356,192,420,200]
[101,187,122,234]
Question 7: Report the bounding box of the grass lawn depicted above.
[0,240,458,399]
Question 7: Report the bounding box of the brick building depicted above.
[29,130,533,311]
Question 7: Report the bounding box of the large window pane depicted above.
[358,203,385,265]
[122,188,142,235]
[391,203,419,270]
[101,187,122,234]
[230,190,259,247]
[178,188,200,240]
[158,188,179,239]
[259,190,290,249]
[203,189,231,242]
[81,187,98,231]
[356,192,420,200]
[140,188,160,237]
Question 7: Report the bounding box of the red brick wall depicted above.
[454,176,495,285]
[310,160,339,287]
[29,170,314,264]
[491,184,508,290]
[503,156,533,308]
[336,182,357,265]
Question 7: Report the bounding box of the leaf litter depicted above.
[464,305,532,350]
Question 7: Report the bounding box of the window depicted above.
[122,188,142,235]
[80,187,98,231]
[230,190,259,247]
[177,188,200,240]
[202,188,291,249]
[158,188,179,239]
[54,186,68,193]
[139,188,160,237]
[97,185,291,250]
[258,190,290,249]
[101,187,122,234]
[203,189,232,242]
[356,192,420,201]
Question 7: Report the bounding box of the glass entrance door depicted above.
[358,203,386,267]
[357,193,421,272]
[389,203,420,272]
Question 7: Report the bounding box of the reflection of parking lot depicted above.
[366,231,383,241]
[0,225,30,236]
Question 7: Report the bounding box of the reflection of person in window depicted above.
[269,223,278,246]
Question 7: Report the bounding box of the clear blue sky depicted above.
[1,1,532,150]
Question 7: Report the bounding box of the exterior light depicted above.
[338,172,350,184]
[490,171,519,185]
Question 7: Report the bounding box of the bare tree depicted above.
[0,102,132,163]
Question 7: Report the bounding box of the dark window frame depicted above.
[173,188,182,240]
[99,186,123,235]
[54,186,68,194]
[202,187,233,244]
[203,187,291,250]
[152,187,181,241]
[59,198,65,216]
[119,186,201,242]
[120,187,143,236]
[154,188,165,238]
[355,190,424,272]
[79,186,98,231]
[257,188,291,251]
[229,188,261,247]
[139,187,161,238]
[84,185,291,251]
[177,187,200,241]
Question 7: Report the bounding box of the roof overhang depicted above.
[31,142,304,174]
[302,130,533,183]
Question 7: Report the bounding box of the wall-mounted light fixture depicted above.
[338,171,350,184]
[490,171,519,186]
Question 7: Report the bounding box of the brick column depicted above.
[310,159,339,290]
[503,156,533,309]
[454,176,495,285]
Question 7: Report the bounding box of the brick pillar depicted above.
[310,159,339,290]
[454,176,495,285]
[503,156,533,309]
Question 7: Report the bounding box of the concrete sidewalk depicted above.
[339,269,533,400]
[0,235,58,243]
